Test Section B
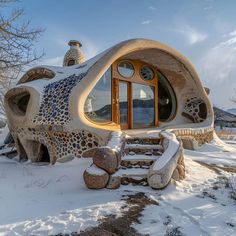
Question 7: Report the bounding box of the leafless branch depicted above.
[0,0,44,118]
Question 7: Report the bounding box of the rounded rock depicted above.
[83,165,109,189]
[93,147,118,174]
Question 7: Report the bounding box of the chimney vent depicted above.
[63,40,85,66]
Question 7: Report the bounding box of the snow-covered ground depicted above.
[0,136,236,235]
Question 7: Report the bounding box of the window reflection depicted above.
[158,71,176,121]
[119,82,128,128]
[132,83,155,128]
[84,67,112,123]
[118,61,134,78]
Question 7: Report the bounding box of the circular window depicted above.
[140,65,154,81]
[118,61,134,78]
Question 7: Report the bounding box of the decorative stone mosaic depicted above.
[13,127,101,163]
[33,72,87,125]
[182,97,207,123]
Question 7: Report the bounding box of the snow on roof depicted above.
[16,48,109,94]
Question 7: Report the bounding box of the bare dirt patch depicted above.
[215,129,236,141]
[55,192,159,236]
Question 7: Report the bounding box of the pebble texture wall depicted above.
[33,72,87,125]
[13,127,101,163]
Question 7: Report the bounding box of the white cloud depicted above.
[148,6,156,10]
[203,6,212,10]
[141,20,152,25]
[36,35,100,67]
[54,33,100,61]
[218,30,236,47]
[173,25,207,45]
[229,30,236,37]
[82,38,100,59]
[201,30,236,82]
[41,56,63,66]
[198,30,236,108]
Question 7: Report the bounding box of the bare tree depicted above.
[231,89,236,104]
[0,0,43,118]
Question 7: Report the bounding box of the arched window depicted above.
[8,91,30,116]
[158,71,176,122]
[84,67,112,123]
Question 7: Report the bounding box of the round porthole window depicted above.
[118,61,134,78]
[140,65,154,81]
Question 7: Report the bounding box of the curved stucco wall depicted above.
[69,39,213,136]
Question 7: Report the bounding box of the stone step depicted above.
[125,144,163,156]
[121,154,157,167]
[126,137,161,145]
[115,166,150,186]
[125,143,163,149]
[122,154,158,161]
[115,167,149,178]
[121,176,148,186]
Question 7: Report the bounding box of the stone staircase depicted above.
[116,137,163,186]
[83,131,185,190]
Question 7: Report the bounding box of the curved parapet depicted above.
[147,131,184,189]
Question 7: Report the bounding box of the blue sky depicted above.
[5,0,236,109]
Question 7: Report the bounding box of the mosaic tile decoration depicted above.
[33,72,87,125]
[182,97,207,123]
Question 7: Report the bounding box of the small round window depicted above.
[118,61,134,78]
[140,65,154,81]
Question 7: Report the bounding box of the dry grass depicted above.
[215,129,236,140]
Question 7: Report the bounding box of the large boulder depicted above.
[93,147,118,174]
[83,165,109,189]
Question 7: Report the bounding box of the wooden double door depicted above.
[113,78,158,129]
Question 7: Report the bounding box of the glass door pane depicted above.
[132,83,155,128]
[119,82,128,129]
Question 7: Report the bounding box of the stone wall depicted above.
[173,127,214,146]
[12,128,102,164]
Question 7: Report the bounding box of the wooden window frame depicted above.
[112,60,158,129]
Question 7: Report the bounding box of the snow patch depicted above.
[152,131,179,171]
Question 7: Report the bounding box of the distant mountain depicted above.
[213,107,236,122]
[227,108,236,116]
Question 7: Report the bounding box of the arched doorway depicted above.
[84,60,177,129]
[112,60,158,129]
